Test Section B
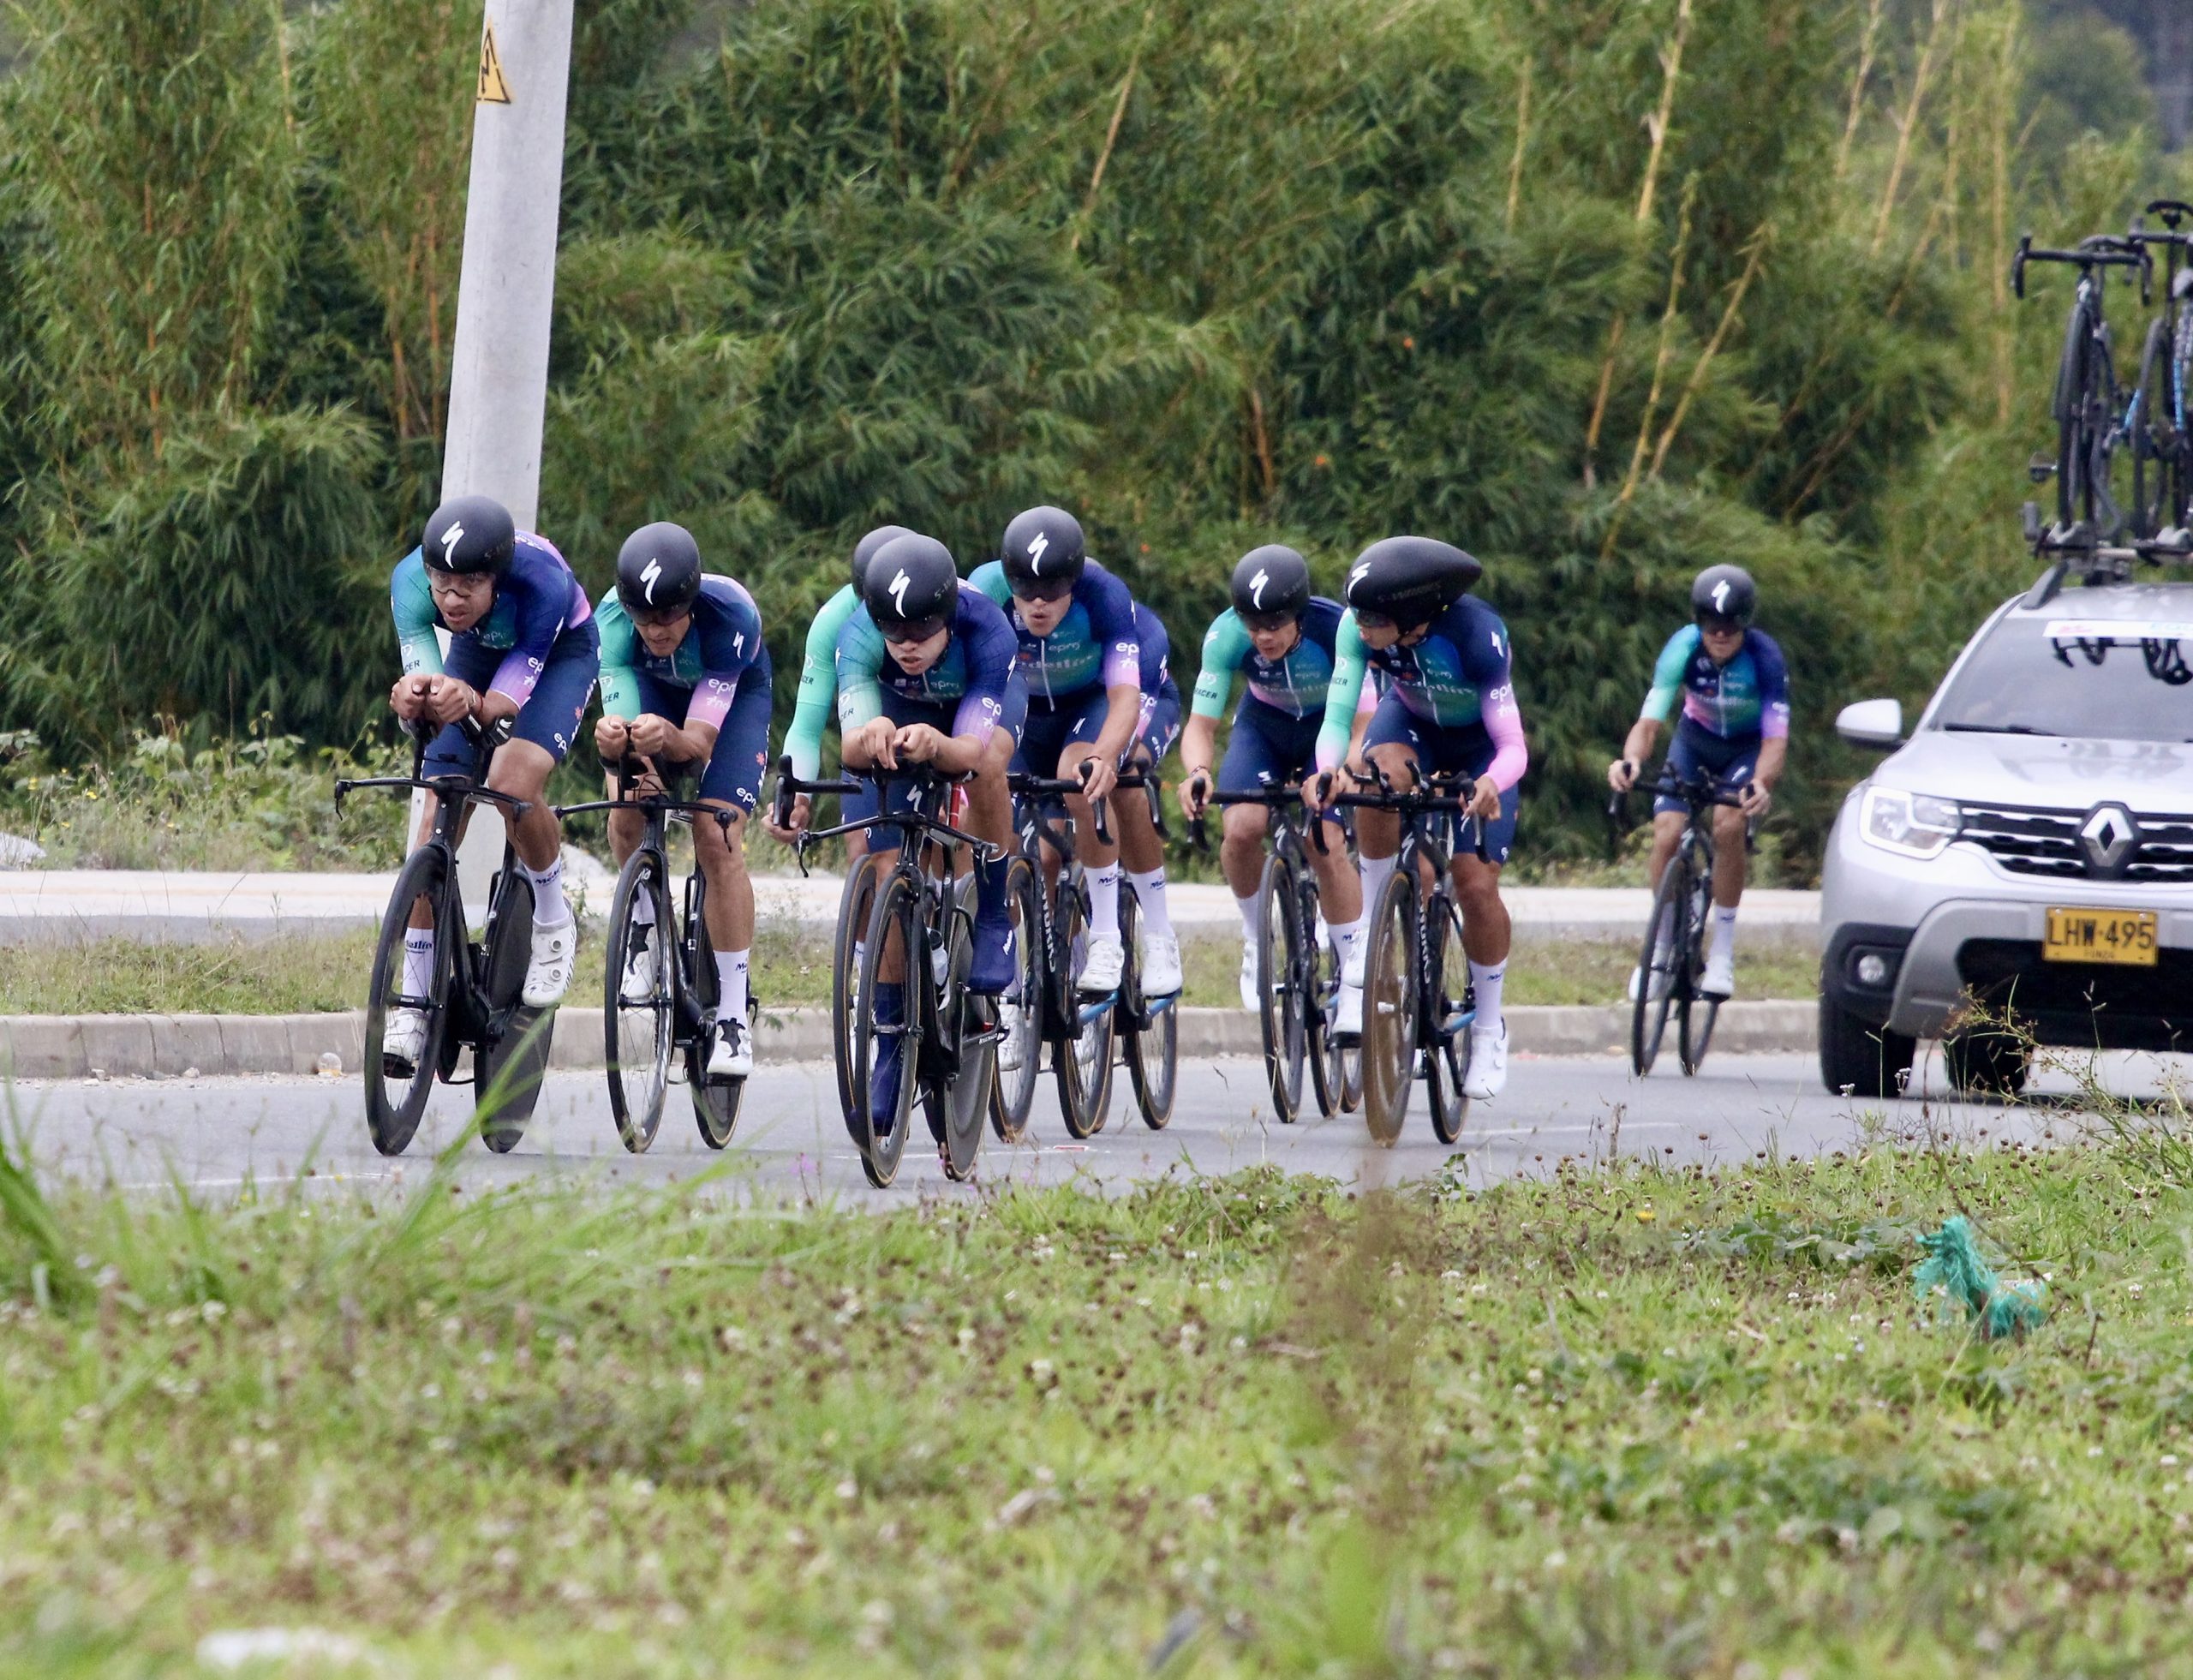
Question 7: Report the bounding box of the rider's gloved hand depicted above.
[1179,769,1212,821]
[1740,779,1772,818]
[1078,753,1119,807]
[1607,756,1638,792]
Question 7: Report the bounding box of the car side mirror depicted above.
[1836,697,1904,750]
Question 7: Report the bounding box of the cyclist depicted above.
[768,523,916,848]
[1177,545,1365,1019]
[1605,564,1787,1001]
[384,494,600,1071]
[970,505,1183,1000]
[593,522,773,1078]
[836,532,1027,1124]
[1309,535,1527,1099]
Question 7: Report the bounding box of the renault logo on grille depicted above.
[2080,804,2138,872]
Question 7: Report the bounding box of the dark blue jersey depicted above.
[391,532,593,705]
[967,558,1141,706]
[596,575,765,731]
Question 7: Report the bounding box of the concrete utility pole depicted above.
[430,0,578,906]
[442,0,576,529]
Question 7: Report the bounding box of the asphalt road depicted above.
[15,1044,2178,1205]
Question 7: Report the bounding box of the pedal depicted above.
[2027,453,2057,483]
[2156,527,2193,555]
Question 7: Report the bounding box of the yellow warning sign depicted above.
[477,21,512,105]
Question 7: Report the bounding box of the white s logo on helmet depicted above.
[640,558,663,604]
[1250,567,1270,609]
[1712,580,1730,613]
[440,520,465,563]
[1026,530,1050,575]
[888,568,911,616]
[1347,563,1371,597]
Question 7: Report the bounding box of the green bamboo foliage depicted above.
[8,0,296,460]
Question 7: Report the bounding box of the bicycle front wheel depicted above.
[935,880,993,1181]
[362,846,454,1157]
[475,870,551,1153]
[832,851,882,1150]
[1359,867,1418,1146]
[1678,869,1719,1077]
[1632,857,1686,1078]
[604,848,674,1153]
[1053,876,1114,1139]
[1121,888,1176,1129]
[1255,852,1307,1122]
[854,870,921,1188]
[1425,896,1474,1146]
[989,857,1043,1143]
[683,876,744,1150]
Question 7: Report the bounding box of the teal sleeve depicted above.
[1315,612,1369,770]
[391,553,445,678]
[1642,625,1697,723]
[595,595,641,718]
[967,560,1013,608]
[1189,611,1247,720]
[834,611,887,732]
[785,584,861,780]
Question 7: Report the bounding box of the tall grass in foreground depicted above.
[5,1102,2193,1672]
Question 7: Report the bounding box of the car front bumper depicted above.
[1820,793,2193,1049]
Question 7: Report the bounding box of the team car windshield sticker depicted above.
[2043,619,2193,643]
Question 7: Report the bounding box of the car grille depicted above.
[1957,802,2193,882]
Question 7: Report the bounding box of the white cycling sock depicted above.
[717,948,750,1020]
[1329,916,1365,966]
[402,930,435,1001]
[1127,869,1174,940]
[521,854,570,926]
[1089,864,1121,938]
[1468,959,1506,1030]
[1711,905,1738,965]
[1359,852,1398,912]
[1234,892,1260,942]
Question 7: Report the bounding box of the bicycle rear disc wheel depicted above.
[2132,318,2172,538]
[362,846,454,1157]
[854,871,920,1187]
[1053,877,1114,1139]
[832,851,882,1150]
[937,883,992,1181]
[476,873,552,1152]
[1121,890,1177,1129]
[604,850,674,1153]
[1631,860,1685,1078]
[1359,869,1417,1146]
[684,887,744,1150]
[1425,898,1474,1146]
[989,858,1043,1144]
[1255,853,1307,1122]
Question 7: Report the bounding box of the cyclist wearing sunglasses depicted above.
[970,505,1183,999]
[1178,545,1366,1015]
[1309,536,1527,1097]
[1605,564,1788,1001]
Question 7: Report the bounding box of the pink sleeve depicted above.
[1482,683,1528,792]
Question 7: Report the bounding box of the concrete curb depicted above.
[0,1001,1819,1080]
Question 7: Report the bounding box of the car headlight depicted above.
[1859,786,1962,859]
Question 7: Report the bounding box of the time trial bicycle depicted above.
[1609,765,1750,1078]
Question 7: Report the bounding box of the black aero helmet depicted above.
[862,533,959,639]
[851,523,916,594]
[1341,535,1483,626]
[1691,564,1757,626]
[1230,545,1312,623]
[616,521,704,617]
[421,494,516,577]
[999,505,1086,595]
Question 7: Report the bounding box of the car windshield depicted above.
[1929,613,2193,743]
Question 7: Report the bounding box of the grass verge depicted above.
[3,1103,2192,1672]
[0,930,1818,1017]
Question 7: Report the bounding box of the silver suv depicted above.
[1820,577,2193,1096]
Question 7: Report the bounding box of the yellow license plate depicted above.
[2044,906,2159,966]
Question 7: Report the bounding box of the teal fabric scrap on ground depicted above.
[1914,1215,2047,1341]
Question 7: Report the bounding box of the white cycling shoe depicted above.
[997,1000,1026,1072]
[1079,930,1125,995]
[619,936,659,1004]
[382,1006,429,1077]
[1700,948,1736,1000]
[1463,1019,1509,1100]
[1238,942,1260,1012]
[1627,958,1673,1002]
[1332,938,1367,1043]
[708,1013,752,1079]
[1141,933,1183,997]
[522,918,577,1008]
